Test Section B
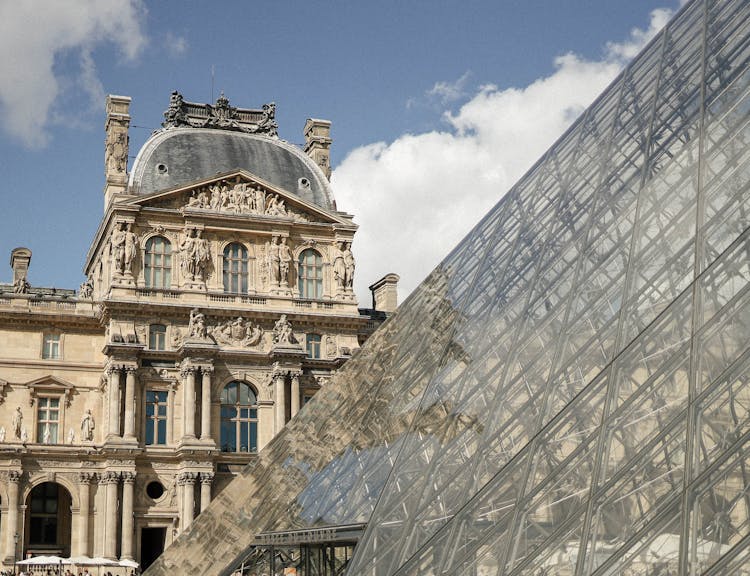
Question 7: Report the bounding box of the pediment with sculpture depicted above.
[128,172,343,225]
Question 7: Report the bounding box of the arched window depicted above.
[223,243,248,293]
[144,236,172,288]
[149,324,167,350]
[298,249,323,299]
[220,381,258,453]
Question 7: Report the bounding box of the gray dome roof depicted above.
[129,128,335,210]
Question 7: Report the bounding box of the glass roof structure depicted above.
[145,0,750,574]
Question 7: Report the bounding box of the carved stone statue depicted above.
[267,236,281,288]
[67,427,76,444]
[0,426,6,442]
[332,242,346,292]
[163,90,188,128]
[188,308,207,339]
[81,409,95,441]
[211,317,264,348]
[13,274,30,294]
[111,222,138,276]
[79,276,94,299]
[180,227,210,283]
[12,406,22,439]
[326,335,337,358]
[273,314,295,345]
[343,242,356,290]
[278,237,292,287]
[20,427,28,443]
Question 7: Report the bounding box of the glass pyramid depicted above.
[146,0,750,574]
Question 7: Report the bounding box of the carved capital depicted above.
[79,472,97,484]
[200,472,214,485]
[121,471,136,484]
[177,471,198,485]
[7,470,22,483]
[200,366,214,376]
[124,365,139,375]
[100,471,120,485]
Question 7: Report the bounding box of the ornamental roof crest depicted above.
[162,91,278,137]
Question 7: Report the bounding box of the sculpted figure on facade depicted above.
[273,314,296,345]
[111,222,138,276]
[0,426,5,443]
[20,427,29,443]
[162,90,189,128]
[343,242,355,290]
[67,427,76,444]
[81,409,95,441]
[79,275,94,299]
[12,406,22,439]
[278,237,292,287]
[188,308,207,339]
[106,131,128,173]
[13,274,30,294]
[332,241,346,292]
[267,236,281,288]
[180,227,211,283]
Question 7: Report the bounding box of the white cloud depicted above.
[332,8,673,306]
[165,31,188,58]
[427,71,472,104]
[0,0,147,148]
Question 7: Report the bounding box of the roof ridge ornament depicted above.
[161,90,278,137]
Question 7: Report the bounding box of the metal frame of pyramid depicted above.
[146,0,750,574]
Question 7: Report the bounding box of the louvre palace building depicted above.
[140,0,750,575]
[0,91,399,571]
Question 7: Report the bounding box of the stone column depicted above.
[273,371,287,434]
[167,380,176,445]
[102,471,120,559]
[200,367,213,441]
[182,365,197,440]
[107,367,122,438]
[181,473,197,529]
[4,471,20,563]
[199,472,214,513]
[123,366,137,439]
[76,473,95,557]
[120,472,135,560]
[290,372,301,418]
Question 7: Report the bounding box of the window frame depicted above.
[223,242,249,294]
[41,333,61,360]
[144,235,172,289]
[298,249,323,299]
[220,381,258,453]
[306,334,322,359]
[144,389,169,446]
[36,396,61,444]
[148,324,167,351]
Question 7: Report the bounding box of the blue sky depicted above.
[0,0,684,303]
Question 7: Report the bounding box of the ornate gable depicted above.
[25,376,75,406]
[126,170,346,225]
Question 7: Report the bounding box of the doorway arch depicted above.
[24,482,73,558]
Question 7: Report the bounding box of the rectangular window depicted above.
[149,325,167,350]
[37,397,59,444]
[42,334,60,359]
[306,334,322,359]
[145,390,168,445]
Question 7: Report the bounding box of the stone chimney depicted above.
[10,247,31,285]
[104,94,132,208]
[369,273,400,313]
[303,118,332,180]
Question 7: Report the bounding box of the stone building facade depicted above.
[0,93,397,571]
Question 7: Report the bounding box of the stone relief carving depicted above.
[267,235,293,293]
[67,427,75,444]
[105,131,128,173]
[182,179,309,222]
[325,335,337,358]
[162,91,278,137]
[171,327,183,348]
[211,317,263,348]
[179,227,211,284]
